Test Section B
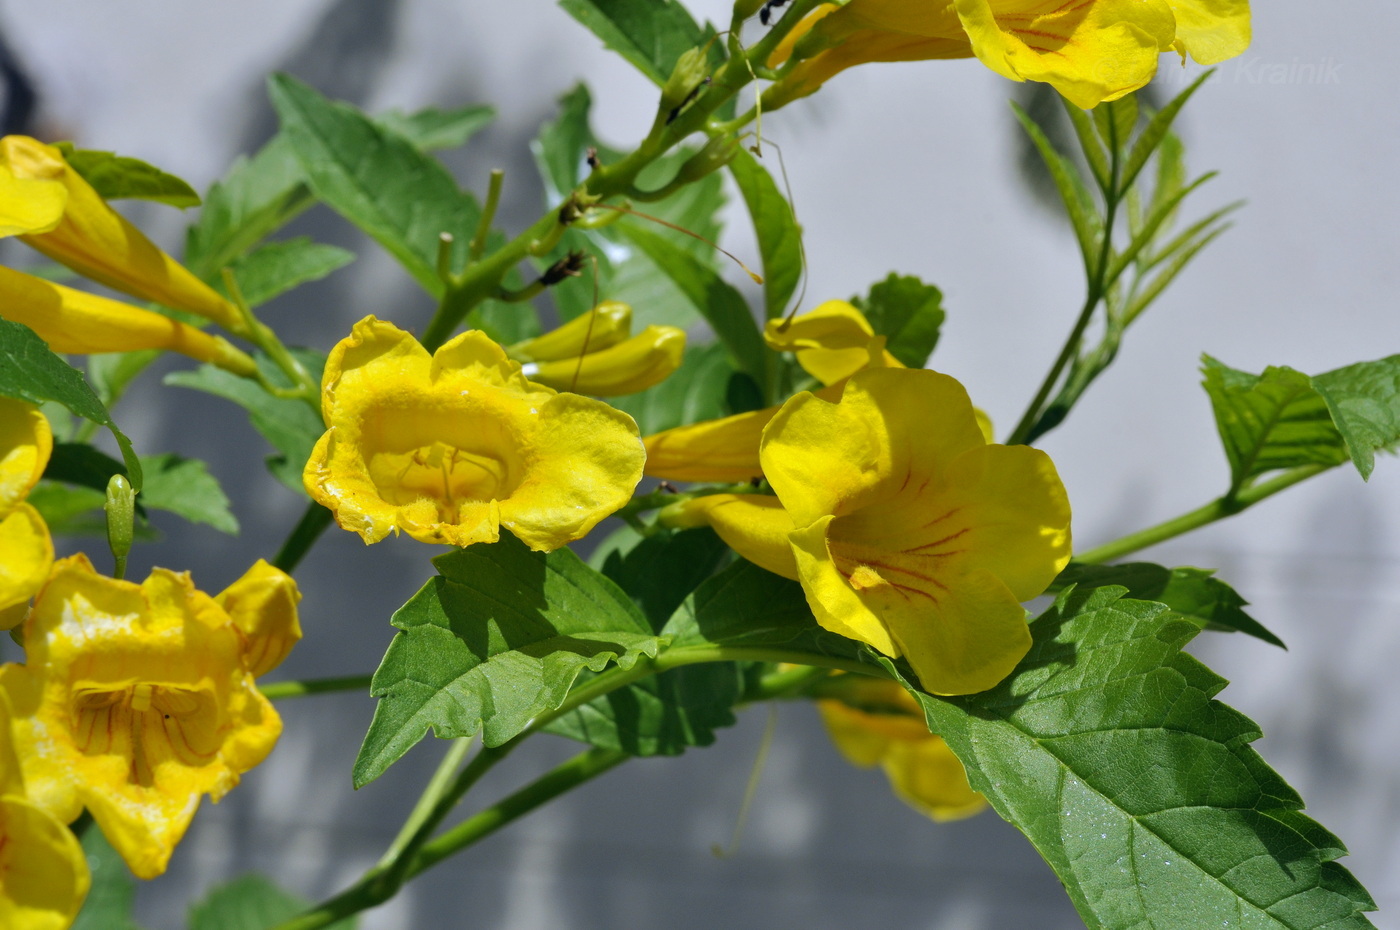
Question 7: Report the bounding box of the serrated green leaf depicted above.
[0,319,142,489]
[1201,356,1350,491]
[557,0,709,86]
[1054,561,1284,647]
[72,827,144,930]
[267,74,479,296]
[608,340,734,434]
[1013,104,1100,274]
[1121,71,1213,195]
[223,237,354,308]
[905,585,1377,930]
[186,133,311,281]
[375,103,495,151]
[44,442,128,493]
[619,222,770,397]
[138,453,239,534]
[728,147,802,320]
[1062,102,1111,193]
[850,273,945,369]
[165,351,325,494]
[27,482,109,534]
[1092,93,1137,158]
[353,535,665,786]
[1311,355,1400,480]
[189,874,356,930]
[54,143,200,208]
[545,528,741,755]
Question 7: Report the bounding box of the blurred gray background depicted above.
[0,0,1396,927]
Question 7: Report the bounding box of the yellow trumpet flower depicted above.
[0,135,244,333]
[0,267,256,376]
[304,317,644,551]
[0,555,291,879]
[0,399,53,628]
[522,326,686,396]
[509,301,633,361]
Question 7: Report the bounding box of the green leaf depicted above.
[165,351,325,493]
[186,133,311,281]
[545,528,741,755]
[1054,561,1284,647]
[139,453,239,534]
[728,148,802,320]
[54,143,200,208]
[557,0,709,86]
[1121,71,1213,196]
[1201,356,1351,491]
[353,534,665,786]
[375,103,495,151]
[72,827,144,930]
[1092,93,1138,159]
[1312,355,1400,481]
[1013,104,1100,275]
[189,874,357,930]
[267,74,479,296]
[620,222,770,397]
[608,340,735,435]
[850,273,945,369]
[0,319,142,489]
[44,442,128,494]
[223,237,354,308]
[906,585,1377,930]
[86,350,161,408]
[1062,102,1110,193]
[27,482,109,535]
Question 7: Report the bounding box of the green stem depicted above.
[260,675,373,701]
[470,170,506,262]
[1006,141,1123,447]
[272,503,334,575]
[1074,464,1331,564]
[407,748,628,878]
[376,737,475,870]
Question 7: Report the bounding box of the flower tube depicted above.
[0,135,244,333]
[522,325,686,396]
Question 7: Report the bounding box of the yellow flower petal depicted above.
[0,162,66,238]
[762,369,1071,695]
[0,504,53,620]
[0,554,282,879]
[0,267,256,375]
[953,0,1177,108]
[305,317,644,551]
[1168,0,1250,64]
[0,399,51,519]
[0,796,91,930]
[215,560,302,678]
[0,136,242,333]
[523,326,686,396]
[509,301,632,361]
[659,494,800,580]
[764,300,903,386]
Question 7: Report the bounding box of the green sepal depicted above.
[1053,561,1284,647]
[352,534,666,787]
[902,585,1377,930]
[267,74,480,296]
[0,318,142,489]
[728,147,802,320]
[164,350,326,493]
[188,874,357,930]
[220,237,354,309]
[53,142,200,208]
[850,273,945,368]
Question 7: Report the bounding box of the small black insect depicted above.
[759,0,789,26]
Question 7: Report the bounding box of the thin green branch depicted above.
[260,675,373,701]
[271,502,334,575]
[1074,463,1332,564]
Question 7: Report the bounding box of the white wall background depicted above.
[0,1,1396,927]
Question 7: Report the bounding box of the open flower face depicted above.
[305,317,645,551]
[761,368,1071,695]
[0,555,283,879]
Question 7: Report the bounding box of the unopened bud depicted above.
[104,473,135,579]
[509,301,633,362]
